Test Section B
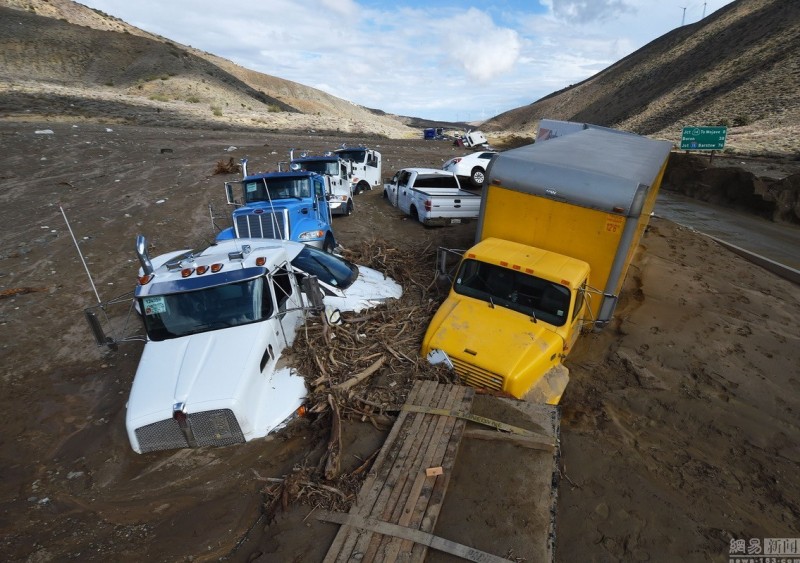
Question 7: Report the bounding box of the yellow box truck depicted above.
[421,125,672,404]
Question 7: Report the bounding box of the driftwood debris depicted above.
[324,394,342,480]
[260,238,463,519]
[212,157,241,175]
[0,287,48,299]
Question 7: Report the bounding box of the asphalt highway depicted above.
[654,192,800,272]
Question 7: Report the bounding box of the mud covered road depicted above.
[1,122,799,562]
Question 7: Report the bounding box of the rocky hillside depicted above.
[483,0,800,156]
[0,0,415,137]
[2,0,799,152]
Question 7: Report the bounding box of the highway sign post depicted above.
[680,126,727,151]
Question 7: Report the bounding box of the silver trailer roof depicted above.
[485,128,673,217]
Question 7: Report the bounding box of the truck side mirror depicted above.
[435,247,464,287]
[225,182,236,205]
[300,276,325,311]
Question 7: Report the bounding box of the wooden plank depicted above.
[356,382,449,560]
[332,380,439,562]
[401,404,549,438]
[463,427,556,451]
[380,385,468,562]
[374,385,466,562]
[411,386,475,561]
[317,511,510,563]
[323,382,476,563]
[323,379,428,563]
[383,384,461,524]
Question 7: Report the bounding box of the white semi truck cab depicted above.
[334,146,382,194]
[128,235,401,453]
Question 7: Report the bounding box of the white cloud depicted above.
[319,0,360,18]
[78,0,735,122]
[543,0,635,24]
[442,9,521,82]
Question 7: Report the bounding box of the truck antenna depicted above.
[60,205,102,305]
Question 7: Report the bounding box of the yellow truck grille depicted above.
[450,358,505,391]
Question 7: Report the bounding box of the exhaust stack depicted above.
[136,235,154,276]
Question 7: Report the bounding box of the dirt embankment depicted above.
[663,152,800,225]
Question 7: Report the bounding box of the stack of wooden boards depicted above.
[322,380,473,562]
[320,379,560,562]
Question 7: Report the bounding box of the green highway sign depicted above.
[680,126,727,150]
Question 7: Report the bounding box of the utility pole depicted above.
[680,6,687,26]
[702,2,707,18]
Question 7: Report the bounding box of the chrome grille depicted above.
[192,409,245,447]
[234,209,289,239]
[450,358,505,391]
[135,418,187,453]
[135,409,245,453]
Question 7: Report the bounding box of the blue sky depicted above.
[78,0,734,122]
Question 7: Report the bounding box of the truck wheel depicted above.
[409,206,419,222]
[356,181,369,195]
[323,235,336,254]
[345,200,354,216]
[470,167,485,188]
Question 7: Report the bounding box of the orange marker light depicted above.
[181,268,194,278]
[211,263,223,273]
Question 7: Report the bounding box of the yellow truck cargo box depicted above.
[476,128,672,326]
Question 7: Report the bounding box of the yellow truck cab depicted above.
[422,123,673,404]
[422,237,589,403]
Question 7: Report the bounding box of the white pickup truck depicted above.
[383,168,482,226]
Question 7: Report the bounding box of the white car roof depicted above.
[401,167,455,175]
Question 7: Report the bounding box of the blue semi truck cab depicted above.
[218,165,336,252]
[288,154,354,217]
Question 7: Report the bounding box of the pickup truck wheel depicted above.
[409,206,419,222]
[345,200,354,216]
[470,167,485,188]
[323,235,336,254]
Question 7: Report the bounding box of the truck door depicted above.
[365,150,380,187]
[267,265,305,360]
[396,170,413,213]
[565,280,588,352]
[315,177,331,225]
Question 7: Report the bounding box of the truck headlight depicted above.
[299,230,325,241]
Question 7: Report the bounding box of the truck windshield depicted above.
[453,259,571,327]
[336,150,366,163]
[294,161,339,176]
[290,245,357,289]
[139,278,273,341]
[243,178,311,203]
